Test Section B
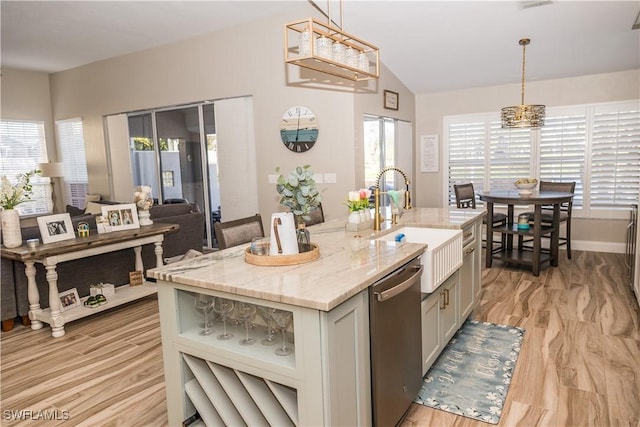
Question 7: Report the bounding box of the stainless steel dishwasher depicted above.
[369,257,423,427]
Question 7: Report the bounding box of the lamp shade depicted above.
[38,162,64,178]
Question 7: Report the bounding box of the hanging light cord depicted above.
[520,38,529,106]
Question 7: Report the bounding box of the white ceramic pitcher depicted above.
[269,212,299,256]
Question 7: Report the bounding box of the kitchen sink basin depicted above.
[377,227,463,293]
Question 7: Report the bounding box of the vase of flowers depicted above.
[346,189,371,224]
[134,185,154,226]
[1,170,40,248]
[275,165,322,252]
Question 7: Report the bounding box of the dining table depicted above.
[478,190,574,276]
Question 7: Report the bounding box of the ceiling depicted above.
[2,1,639,95]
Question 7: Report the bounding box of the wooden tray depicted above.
[244,243,319,266]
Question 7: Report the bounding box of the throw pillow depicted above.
[84,194,101,208]
[66,205,86,217]
[85,201,104,215]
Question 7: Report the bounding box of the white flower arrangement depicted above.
[0,169,40,210]
[133,185,154,211]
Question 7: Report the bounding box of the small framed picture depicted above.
[37,213,75,244]
[59,288,80,312]
[384,90,399,110]
[101,203,140,232]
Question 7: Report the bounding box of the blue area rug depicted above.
[414,320,525,424]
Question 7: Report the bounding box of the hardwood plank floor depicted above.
[1,250,638,426]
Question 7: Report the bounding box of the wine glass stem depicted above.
[245,321,250,341]
[222,318,227,336]
[203,312,209,334]
[281,329,287,352]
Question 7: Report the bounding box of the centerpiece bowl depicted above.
[514,178,538,195]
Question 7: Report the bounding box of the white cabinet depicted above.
[420,216,482,376]
[157,283,371,427]
[420,271,459,375]
[460,219,482,318]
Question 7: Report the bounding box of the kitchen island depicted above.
[148,207,484,426]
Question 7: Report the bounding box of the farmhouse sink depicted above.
[377,227,463,293]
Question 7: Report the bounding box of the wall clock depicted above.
[280,106,319,153]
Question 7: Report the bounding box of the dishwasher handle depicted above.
[374,265,423,302]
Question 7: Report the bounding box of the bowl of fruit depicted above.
[514,178,538,195]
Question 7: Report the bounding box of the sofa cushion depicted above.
[150,203,193,218]
[66,205,86,217]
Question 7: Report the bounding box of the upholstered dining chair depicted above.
[454,183,507,252]
[520,180,576,259]
[214,214,264,250]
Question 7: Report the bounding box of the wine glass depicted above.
[194,294,215,336]
[256,305,277,346]
[271,309,294,356]
[213,298,234,340]
[236,302,257,346]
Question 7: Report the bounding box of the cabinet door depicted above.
[440,272,459,345]
[459,247,475,319]
[421,293,441,375]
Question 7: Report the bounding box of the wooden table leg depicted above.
[25,261,44,330]
[507,204,514,251]
[532,205,542,277]
[486,202,494,268]
[550,203,561,266]
[45,262,65,338]
[154,240,164,267]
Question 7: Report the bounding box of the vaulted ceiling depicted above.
[2,1,639,94]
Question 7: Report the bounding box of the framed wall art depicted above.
[101,203,140,231]
[37,213,75,244]
[384,90,399,110]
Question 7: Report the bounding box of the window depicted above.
[0,120,49,215]
[56,118,88,208]
[445,100,640,218]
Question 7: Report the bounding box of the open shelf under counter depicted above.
[175,289,297,371]
[493,223,556,237]
[492,248,553,267]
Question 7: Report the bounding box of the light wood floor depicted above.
[1,250,638,426]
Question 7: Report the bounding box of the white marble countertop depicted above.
[148,207,484,311]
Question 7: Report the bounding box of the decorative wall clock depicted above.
[280,106,319,153]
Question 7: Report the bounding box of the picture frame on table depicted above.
[37,213,75,244]
[101,203,140,231]
[384,90,399,110]
[58,288,80,312]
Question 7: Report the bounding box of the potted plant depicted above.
[0,169,40,248]
[275,165,322,251]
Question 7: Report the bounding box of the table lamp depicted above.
[38,162,64,213]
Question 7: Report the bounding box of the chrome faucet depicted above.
[373,167,412,230]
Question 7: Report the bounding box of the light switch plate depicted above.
[324,173,337,183]
[314,173,324,183]
[268,174,278,184]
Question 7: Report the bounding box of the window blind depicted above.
[591,107,640,208]
[444,100,640,218]
[0,120,49,215]
[56,118,88,208]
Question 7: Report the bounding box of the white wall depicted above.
[48,6,395,225]
[414,69,640,247]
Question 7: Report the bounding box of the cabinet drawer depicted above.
[462,224,476,248]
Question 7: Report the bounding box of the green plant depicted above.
[275,165,322,223]
[0,169,40,210]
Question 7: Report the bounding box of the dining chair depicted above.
[454,183,507,252]
[303,203,325,226]
[213,214,264,250]
[520,180,576,259]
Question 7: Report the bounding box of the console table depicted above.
[1,223,178,338]
[478,191,574,276]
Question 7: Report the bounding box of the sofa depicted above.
[1,201,205,332]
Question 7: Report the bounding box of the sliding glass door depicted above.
[128,105,218,247]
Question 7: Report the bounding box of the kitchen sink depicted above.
[377,227,463,293]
